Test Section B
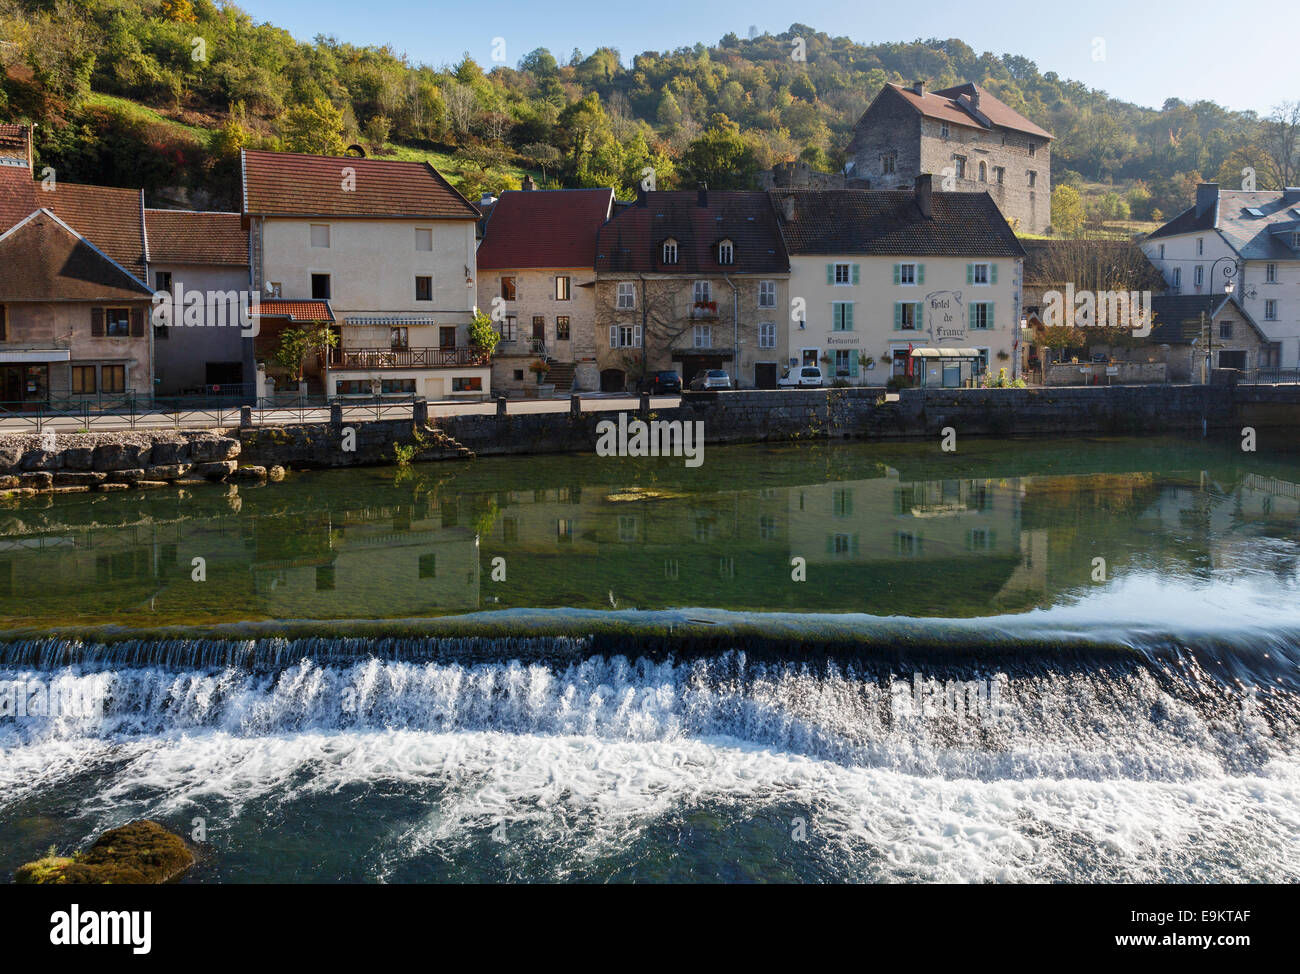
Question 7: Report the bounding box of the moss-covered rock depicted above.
[15,820,194,884]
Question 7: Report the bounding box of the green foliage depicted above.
[468,309,501,357]
[283,97,347,155]
[273,326,338,382]
[1050,185,1086,236]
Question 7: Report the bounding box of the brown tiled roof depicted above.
[0,163,36,231]
[771,189,1025,258]
[145,209,248,266]
[255,299,334,322]
[43,182,147,282]
[596,191,789,274]
[885,83,1053,141]
[241,149,479,220]
[0,210,153,302]
[478,189,613,269]
[0,124,27,158]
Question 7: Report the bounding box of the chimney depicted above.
[635,182,648,207]
[697,182,708,208]
[912,80,926,98]
[915,173,934,219]
[1284,187,1300,204]
[521,175,536,191]
[969,87,980,112]
[1195,183,1219,219]
[26,123,34,172]
[480,192,497,206]
[782,195,796,222]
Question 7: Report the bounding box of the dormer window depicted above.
[662,238,678,264]
[718,239,734,264]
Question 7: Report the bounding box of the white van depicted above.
[778,366,823,387]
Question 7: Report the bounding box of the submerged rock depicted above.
[15,820,194,884]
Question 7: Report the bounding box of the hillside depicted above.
[1,0,1295,229]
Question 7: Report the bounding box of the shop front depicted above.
[909,347,985,388]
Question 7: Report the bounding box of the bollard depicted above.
[240,405,253,429]
[329,403,343,429]
[413,396,428,427]
[570,394,581,417]
[496,396,507,417]
[639,391,650,418]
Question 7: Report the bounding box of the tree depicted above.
[273,326,338,382]
[1050,185,1086,237]
[282,98,347,156]
[468,309,501,358]
[680,116,757,190]
[1258,101,1300,190]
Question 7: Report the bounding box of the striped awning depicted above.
[345,315,441,326]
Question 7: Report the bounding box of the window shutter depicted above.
[851,264,860,285]
[826,535,834,554]
[91,308,104,336]
[892,263,900,285]
[893,303,902,330]
[826,263,834,285]
[844,303,854,331]
[849,353,859,377]
[969,303,977,330]
[633,325,642,347]
[609,325,617,348]
[990,263,998,284]
[966,264,974,285]
[830,303,837,330]
[989,302,995,328]
[917,264,925,285]
[130,308,145,337]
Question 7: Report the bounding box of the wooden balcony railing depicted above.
[328,346,488,369]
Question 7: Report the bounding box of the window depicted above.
[71,365,96,394]
[101,365,125,393]
[758,515,779,540]
[758,280,776,308]
[994,166,1005,185]
[881,153,896,174]
[336,380,370,395]
[978,161,987,182]
[617,282,636,309]
[105,308,131,336]
[310,224,330,248]
[415,228,433,251]
[895,531,922,557]
[831,533,855,557]
[1266,263,1278,283]
[759,322,776,348]
[1197,237,1204,256]
[1028,143,1037,158]
[1265,300,1277,321]
[154,271,172,291]
[1172,267,1182,288]
[832,487,853,516]
[718,240,733,264]
[970,302,993,330]
[971,263,991,285]
[1194,266,1204,288]
[694,281,711,304]
[1219,322,1233,340]
[555,276,571,301]
[662,239,678,264]
[499,315,516,341]
[896,302,921,330]
[415,276,432,301]
[834,263,851,285]
[556,316,570,341]
[834,349,853,376]
[1027,170,1037,188]
[611,324,640,348]
[1261,342,1282,368]
[1159,244,1165,259]
[899,263,916,285]
[556,519,574,543]
[267,282,282,298]
[502,518,519,543]
[501,277,516,301]
[311,274,331,300]
[452,376,483,392]
[513,369,523,381]
[390,327,408,349]
[831,302,853,331]
[940,123,950,138]
[693,324,712,348]
[953,155,966,179]
[381,378,416,394]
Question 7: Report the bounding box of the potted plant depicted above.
[528,359,550,381]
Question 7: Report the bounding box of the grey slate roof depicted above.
[771,189,1025,258]
[1150,189,1300,261]
[1148,294,1250,344]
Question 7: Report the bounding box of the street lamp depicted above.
[1202,258,1238,382]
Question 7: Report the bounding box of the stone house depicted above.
[1147,294,1272,382]
[593,187,790,391]
[241,148,488,401]
[476,187,614,396]
[771,176,1025,387]
[846,81,1053,234]
[1143,183,1300,370]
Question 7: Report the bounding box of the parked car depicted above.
[778,366,823,387]
[689,369,732,390]
[637,370,682,394]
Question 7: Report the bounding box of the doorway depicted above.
[1218,350,1247,371]
[755,363,777,389]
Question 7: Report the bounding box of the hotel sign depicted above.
[925,290,965,344]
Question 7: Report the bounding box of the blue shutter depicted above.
[917,264,925,285]
[844,303,854,331]
[916,302,924,330]
[966,263,974,285]
[988,302,995,329]
[990,263,998,284]
[969,303,977,330]
[826,263,834,285]
[852,264,860,285]
[893,263,900,285]
[849,352,859,376]
[894,303,902,330]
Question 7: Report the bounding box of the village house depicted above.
[476,185,613,395]
[771,175,1025,387]
[240,148,488,400]
[846,81,1054,234]
[1147,294,1273,382]
[593,187,790,391]
[1143,183,1300,372]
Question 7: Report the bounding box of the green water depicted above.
[0,434,1296,630]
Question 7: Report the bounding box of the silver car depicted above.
[689,369,732,390]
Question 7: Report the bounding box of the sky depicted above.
[241,0,1298,116]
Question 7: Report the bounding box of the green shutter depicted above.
[849,353,859,376]
[852,264,860,285]
[830,303,838,331]
[893,303,903,330]
[990,263,998,284]
[989,302,995,329]
[969,303,977,330]
[916,302,924,328]
[966,263,974,285]
[826,263,834,285]
[844,303,854,331]
[893,263,900,285]
[917,264,925,285]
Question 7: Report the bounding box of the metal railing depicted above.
[1247,368,1300,384]
[328,346,488,369]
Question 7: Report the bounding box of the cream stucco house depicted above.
[242,149,488,400]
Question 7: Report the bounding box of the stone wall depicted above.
[1043,362,1168,386]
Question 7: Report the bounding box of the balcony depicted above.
[328,346,488,370]
[690,303,720,320]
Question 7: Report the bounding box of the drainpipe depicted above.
[724,274,738,387]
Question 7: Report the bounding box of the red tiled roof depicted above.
[255,299,334,322]
[885,83,1053,141]
[43,182,147,283]
[596,191,789,274]
[477,189,614,269]
[145,209,248,266]
[0,210,153,302]
[0,163,36,232]
[241,149,479,220]
[0,124,27,159]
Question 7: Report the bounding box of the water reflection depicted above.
[0,438,1296,627]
